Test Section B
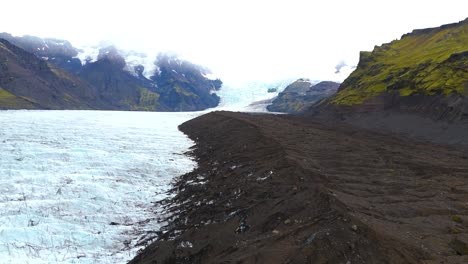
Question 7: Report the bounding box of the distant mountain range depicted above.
[2,17,467,116]
[0,33,221,111]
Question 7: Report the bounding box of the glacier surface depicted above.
[0,110,199,263]
[216,80,292,111]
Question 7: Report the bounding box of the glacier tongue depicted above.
[0,110,198,264]
[215,80,293,112]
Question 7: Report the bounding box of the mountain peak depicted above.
[97,46,126,69]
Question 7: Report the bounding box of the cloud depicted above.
[334,61,348,74]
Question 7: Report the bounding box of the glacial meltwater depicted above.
[0,110,199,263]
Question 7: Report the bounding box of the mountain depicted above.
[314,18,468,121]
[0,34,222,111]
[151,54,221,111]
[78,46,161,111]
[0,39,110,109]
[77,47,222,111]
[267,79,339,113]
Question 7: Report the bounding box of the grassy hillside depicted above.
[0,87,35,109]
[330,18,468,106]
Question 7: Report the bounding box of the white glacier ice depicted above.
[76,45,100,64]
[216,80,293,112]
[0,110,199,263]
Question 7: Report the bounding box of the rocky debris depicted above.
[130,111,468,263]
[449,238,468,255]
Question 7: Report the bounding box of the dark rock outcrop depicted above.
[267,79,339,113]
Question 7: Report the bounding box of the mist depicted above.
[1,0,467,83]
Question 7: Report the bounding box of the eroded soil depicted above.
[131,111,468,264]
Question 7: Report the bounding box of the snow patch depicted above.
[76,45,100,64]
[123,53,157,78]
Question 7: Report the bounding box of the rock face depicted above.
[314,18,468,121]
[0,35,222,111]
[267,79,339,113]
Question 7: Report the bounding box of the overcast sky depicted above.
[1,0,467,83]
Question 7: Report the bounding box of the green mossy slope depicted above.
[0,87,35,109]
[331,18,468,106]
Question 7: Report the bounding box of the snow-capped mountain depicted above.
[76,45,158,79]
[0,33,222,111]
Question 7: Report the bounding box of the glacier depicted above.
[0,81,282,263]
[0,111,199,263]
[216,80,292,111]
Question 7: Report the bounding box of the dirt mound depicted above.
[131,111,468,264]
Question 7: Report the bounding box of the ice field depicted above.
[0,111,199,263]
